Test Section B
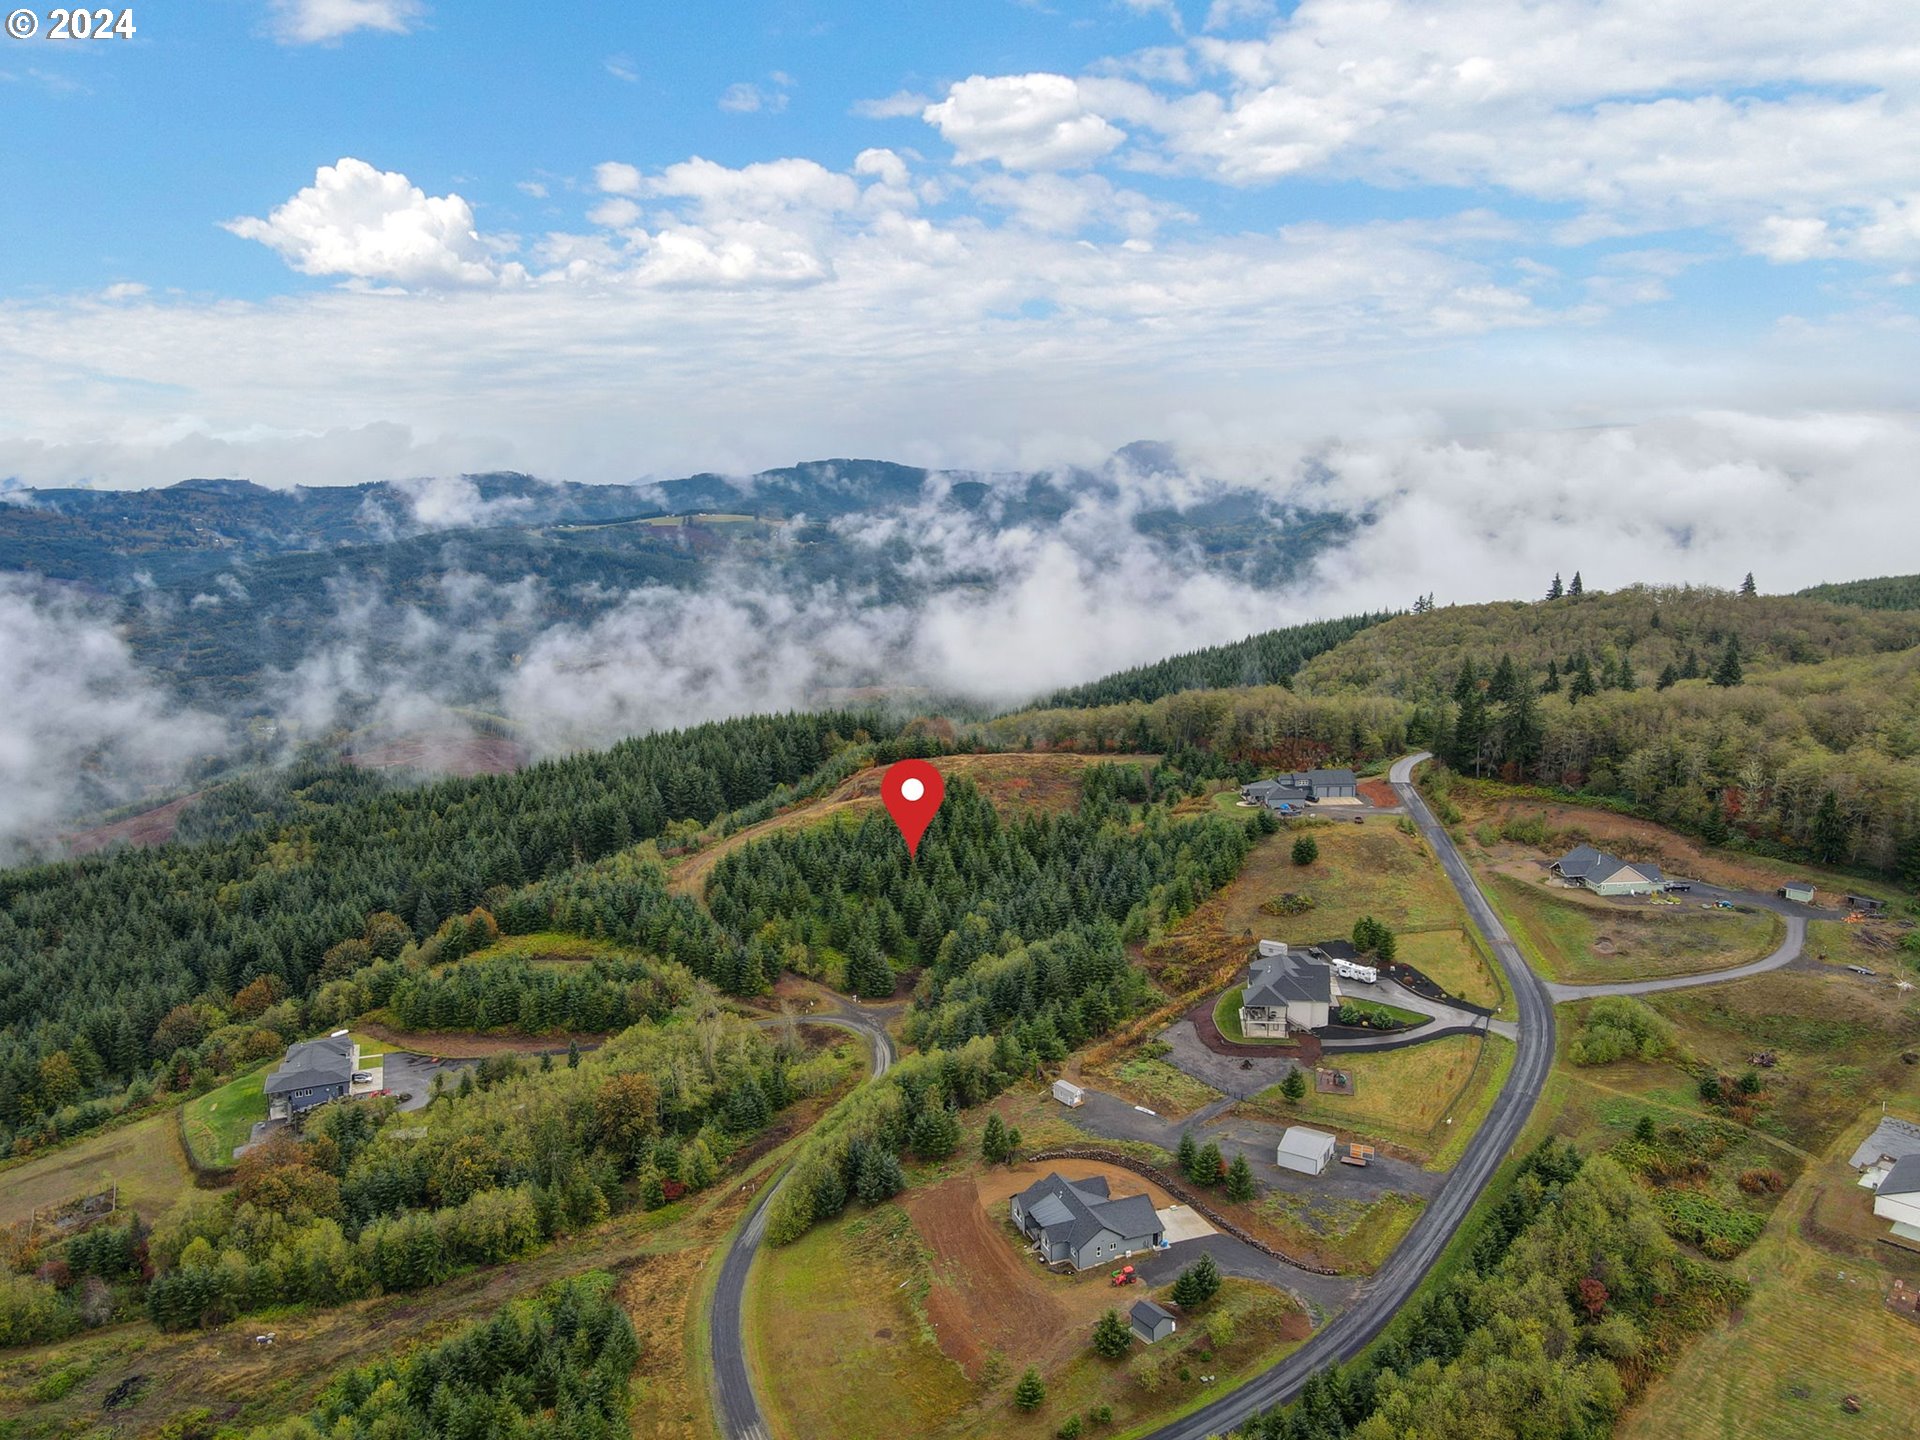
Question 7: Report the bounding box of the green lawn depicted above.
[1212,985,1293,1045]
[0,1109,194,1225]
[1335,999,1431,1029]
[1396,928,1507,1014]
[1486,872,1784,984]
[181,1067,270,1167]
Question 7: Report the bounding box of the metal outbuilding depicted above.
[1276,1125,1338,1176]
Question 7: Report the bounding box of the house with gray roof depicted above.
[1239,941,1338,1037]
[1010,1172,1163,1271]
[265,1032,358,1119]
[1850,1116,1920,1173]
[1551,844,1665,896]
[1871,1154,1920,1245]
[1239,768,1360,810]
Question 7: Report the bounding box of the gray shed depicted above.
[1276,1126,1337,1176]
[1130,1298,1177,1344]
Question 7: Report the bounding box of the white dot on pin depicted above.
[901,777,925,803]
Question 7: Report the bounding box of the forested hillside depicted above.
[0,711,882,1139]
[1036,613,1391,709]
[1796,572,1920,611]
[986,586,1920,881]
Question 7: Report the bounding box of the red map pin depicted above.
[881,759,945,858]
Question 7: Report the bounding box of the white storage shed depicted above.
[1052,1080,1086,1108]
[1276,1126,1338,1176]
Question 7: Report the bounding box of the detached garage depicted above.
[1276,1126,1338,1176]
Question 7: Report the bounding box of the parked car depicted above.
[352,1070,376,1083]
[1667,883,1692,893]
[1846,965,1876,977]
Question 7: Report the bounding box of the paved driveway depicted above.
[380,1052,479,1111]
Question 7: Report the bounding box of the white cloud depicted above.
[587,197,642,229]
[971,171,1185,236]
[924,74,1127,170]
[720,79,791,114]
[853,89,932,119]
[224,157,524,289]
[269,0,425,45]
[594,161,644,195]
[517,180,550,199]
[604,54,639,84]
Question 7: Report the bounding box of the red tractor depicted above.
[1110,1265,1137,1287]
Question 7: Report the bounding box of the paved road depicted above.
[709,1007,894,1440]
[1130,752,1559,1440]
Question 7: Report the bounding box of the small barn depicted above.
[1780,880,1817,904]
[1276,1126,1338,1176]
[1130,1298,1177,1345]
[1053,1080,1086,1108]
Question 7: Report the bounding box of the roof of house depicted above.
[1554,844,1660,885]
[1278,1125,1337,1158]
[265,1033,355,1096]
[1850,1117,1920,1171]
[1245,949,1333,1008]
[1015,1173,1159,1252]
[1130,1299,1175,1327]
[1880,1153,1920,1199]
[1784,880,1817,892]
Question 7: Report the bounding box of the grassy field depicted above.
[1615,1093,1920,1440]
[1211,986,1286,1045]
[429,930,632,973]
[0,1110,194,1227]
[746,1193,1308,1440]
[1486,872,1784,984]
[1254,1190,1426,1275]
[1238,1034,1511,1168]
[1396,927,1506,1013]
[180,1067,269,1167]
[1080,1055,1225,1116]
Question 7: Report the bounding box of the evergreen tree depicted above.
[1540,658,1560,694]
[1568,656,1598,703]
[1281,1066,1307,1103]
[1656,662,1680,691]
[1190,1251,1222,1303]
[1740,572,1758,596]
[1548,573,1564,600]
[1680,648,1702,680]
[1013,1368,1046,1410]
[1291,835,1319,867]
[1487,654,1520,705]
[1712,636,1744,687]
[1812,791,1849,864]
[1616,653,1635,690]
[1452,684,1489,774]
[1225,1151,1256,1202]
[1569,571,1584,595]
[1190,1140,1225,1186]
[855,1146,905,1205]
[981,1113,1009,1164]
[567,1038,581,1069]
[1092,1309,1134,1359]
[1498,684,1544,770]
[1176,1131,1198,1175]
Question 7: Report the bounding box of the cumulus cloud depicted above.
[720,76,792,114]
[853,90,932,119]
[269,0,425,45]
[0,579,225,859]
[924,74,1128,170]
[224,158,524,288]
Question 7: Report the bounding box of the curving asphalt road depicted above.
[708,754,1561,1440]
[710,1008,894,1440]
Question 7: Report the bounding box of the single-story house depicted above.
[1130,1298,1177,1344]
[1850,1116,1920,1173]
[1053,1080,1086,1108]
[1871,1154,1920,1244]
[1011,1173,1164,1272]
[1552,844,1666,896]
[1276,1126,1338,1177]
[1779,880,1817,904]
[1240,769,1359,809]
[265,1031,358,1119]
[1239,941,1338,1038]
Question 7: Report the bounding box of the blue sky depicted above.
[1,0,1916,489]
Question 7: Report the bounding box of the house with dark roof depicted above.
[1130,1298,1177,1344]
[1871,1154,1920,1245]
[1009,1172,1164,1271]
[1551,844,1665,896]
[1239,941,1337,1037]
[265,1032,358,1119]
[1239,769,1360,810]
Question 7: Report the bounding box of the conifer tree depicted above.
[1225,1151,1256,1202]
[1281,1066,1307,1103]
[1291,835,1319,867]
[1656,663,1679,691]
[981,1113,1009,1164]
[1092,1309,1134,1359]
[1569,571,1584,595]
[1176,1131,1198,1175]
[1191,1140,1224,1186]
[1712,636,1744,687]
[1013,1367,1046,1410]
[1681,648,1702,680]
[1812,791,1849,864]
[1740,572,1758,596]
[1541,658,1561,694]
[1548,573,1564,600]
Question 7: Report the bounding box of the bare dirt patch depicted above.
[352,1021,607,1058]
[345,733,526,777]
[63,793,199,855]
[1356,778,1399,808]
